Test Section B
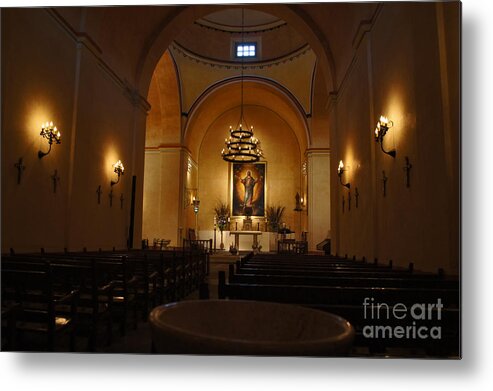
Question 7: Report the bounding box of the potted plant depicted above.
[266,205,285,232]
[214,201,230,250]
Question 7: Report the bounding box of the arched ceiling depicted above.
[169,41,316,115]
[146,50,181,147]
[184,79,309,160]
[174,8,308,63]
[56,3,379,97]
[199,9,282,31]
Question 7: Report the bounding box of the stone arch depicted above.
[183,78,310,161]
[136,4,336,102]
[146,50,182,147]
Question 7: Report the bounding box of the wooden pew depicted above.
[218,259,460,357]
[2,254,137,339]
[1,303,21,351]
[2,256,114,351]
[2,246,210,351]
[228,267,458,290]
[1,266,79,351]
[218,276,459,307]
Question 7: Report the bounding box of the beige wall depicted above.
[142,148,186,247]
[197,105,302,234]
[1,9,76,252]
[330,3,460,273]
[142,102,304,246]
[1,9,146,252]
[306,150,331,251]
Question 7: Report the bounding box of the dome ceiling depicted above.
[197,9,284,33]
[173,8,308,64]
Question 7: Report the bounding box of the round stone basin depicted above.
[149,300,355,356]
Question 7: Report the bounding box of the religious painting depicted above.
[231,162,266,217]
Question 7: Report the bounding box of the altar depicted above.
[229,230,262,252]
[198,230,280,252]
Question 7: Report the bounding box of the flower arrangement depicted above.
[266,205,285,232]
[214,201,230,232]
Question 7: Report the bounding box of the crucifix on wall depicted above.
[382,170,388,197]
[51,169,60,193]
[14,157,26,185]
[96,185,103,204]
[109,188,114,207]
[355,187,359,208]
[348,190,351,211]
[342,195,345,214]
[403,156,412,188]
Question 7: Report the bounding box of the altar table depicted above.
[229,231,263,252]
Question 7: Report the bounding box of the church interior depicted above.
[1,2,460,357]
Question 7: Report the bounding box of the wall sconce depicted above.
[192,196,200,239]
[38,122,61,159]
[110,160,125,186]
[337,160,350,189]
[374,115,396,158]
[192,197,200,214]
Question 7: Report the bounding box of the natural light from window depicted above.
[236,43,256,58]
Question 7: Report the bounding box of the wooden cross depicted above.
[109,188,114,207]
[96,185,102,204]
[14,157,26,185]
[120,193,124,209]
[51,169,60,193]
[382,170,388,197]
[342,195,345,214]
[403,156,412,188]
[348,190,351,211]
[355,187,359,208]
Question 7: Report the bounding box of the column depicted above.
[306,149,331,252]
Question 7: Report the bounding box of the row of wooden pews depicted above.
[1,247,210,352]
[216,252,460,357]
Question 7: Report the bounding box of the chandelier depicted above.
[221,9,263,163]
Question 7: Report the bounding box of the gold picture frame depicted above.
[230,162,266,217]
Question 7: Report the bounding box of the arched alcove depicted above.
[141,6,331,248]
[142,73,311,246]
[184,78,309,160]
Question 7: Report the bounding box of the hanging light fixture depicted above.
[221,8,263,163]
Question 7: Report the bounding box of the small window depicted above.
[236,42,256,58]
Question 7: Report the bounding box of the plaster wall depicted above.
[331,3,460,273]
[142,148,183,247]
[1,9,143,252]
[1,9,76,252]
[197,105,302,237]
[306,151,331,252]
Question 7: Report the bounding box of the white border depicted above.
[1,0,492,390]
